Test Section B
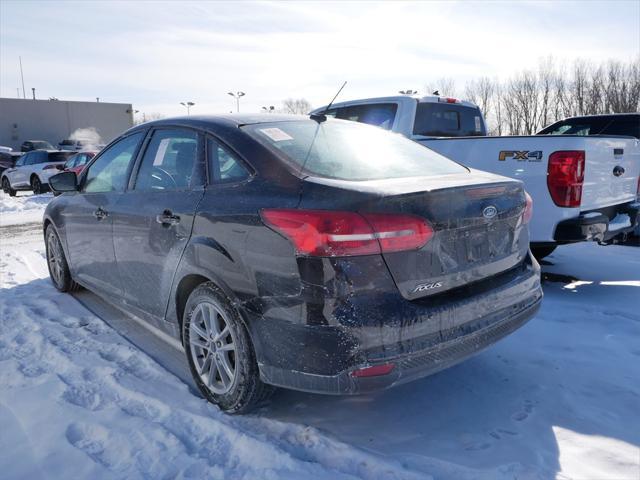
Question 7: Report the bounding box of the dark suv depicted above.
[44,115,542,413]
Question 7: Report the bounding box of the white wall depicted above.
[0,98,134,150]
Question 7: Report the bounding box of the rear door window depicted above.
[332,103,398,130]
[413,103,485,137]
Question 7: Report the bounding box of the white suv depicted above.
[1,150,74,195]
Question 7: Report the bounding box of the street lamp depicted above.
[227,91,245,113]
[261,106,275,113]
[399,89,418,95]
[180,101,195,115]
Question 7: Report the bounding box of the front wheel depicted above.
[2,177,16,197]
[182,282,273,413]
[31,176,43,195]
[46,225,80,292]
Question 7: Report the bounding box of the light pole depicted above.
[227,91,245,112]
[180,101,195,115]
[261,106,275,113]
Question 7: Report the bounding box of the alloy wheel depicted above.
[188,301,238,395]
[47,231,64,288]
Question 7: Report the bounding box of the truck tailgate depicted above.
[580,136,640,210]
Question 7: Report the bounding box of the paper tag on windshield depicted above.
[259,128,293,142]
[474,116,482,133]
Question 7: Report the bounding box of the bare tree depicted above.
[425,77,457,97]
[282,98,313,115]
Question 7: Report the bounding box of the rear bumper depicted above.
[554,202,640,244]
[254,255,542,395]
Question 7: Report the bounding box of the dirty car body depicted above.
[44,115,542,400]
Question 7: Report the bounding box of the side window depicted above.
[65,156,77,169]
[15,155,26,167]
[207,138,249,184]
[84,132,143,193]
[601,119,640,139]
[134,129,202,191]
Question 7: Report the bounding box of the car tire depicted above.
[45,225,80,292]
[2,177,16,197]
[31,175,43,195]
[531,245,557,261]
[182,282,274,414]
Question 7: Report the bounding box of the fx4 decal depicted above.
[499,150,543,162]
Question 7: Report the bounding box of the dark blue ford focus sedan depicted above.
[44,114,542,413]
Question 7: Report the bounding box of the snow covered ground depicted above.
[0,191,52,226]
[1,192,639,480]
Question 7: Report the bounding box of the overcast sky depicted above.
[1,0,638,118]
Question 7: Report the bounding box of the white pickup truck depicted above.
[311,96,640,258]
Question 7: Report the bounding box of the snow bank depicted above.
[0,191,52,226]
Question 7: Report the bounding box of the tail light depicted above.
[547,150,585,207]
[260,209,433,257]
[523,191,533,224]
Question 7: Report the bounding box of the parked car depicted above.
[311,97,640,258]
[537,113,640,139]
[21,139,54,152]
[0,151,23,175]
[63,151,96,175]
[1,150,74,195]
[45,115,542,413]
[58,139,90,151]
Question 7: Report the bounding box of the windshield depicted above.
[243,119,467,181]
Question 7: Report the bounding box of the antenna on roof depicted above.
[432,90,440,96]
[310,81,347,123]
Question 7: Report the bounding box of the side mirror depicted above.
[49,171,78,193]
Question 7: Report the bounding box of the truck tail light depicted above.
[547,150,585,207]
[523,191,533,224]
[260,209,433,257]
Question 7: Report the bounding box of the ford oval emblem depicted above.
[483,205,498,219]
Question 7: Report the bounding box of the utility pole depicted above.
[227,91,245,113]
[19,56,26,99]
[32,88,36,100]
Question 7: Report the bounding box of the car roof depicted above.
[559,113,640,121]
[132,113,307,131]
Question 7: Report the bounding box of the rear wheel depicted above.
[31,175,43,195]
[46,225,80,292]
[2,177,16,197]
[182,282,273,413]
[531,245,557,261]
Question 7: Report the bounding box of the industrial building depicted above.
[0,97,134,150]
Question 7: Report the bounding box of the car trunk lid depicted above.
[359,173,529,300]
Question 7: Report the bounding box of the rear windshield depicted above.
[242,119,467,181]
[537,116,640,138]
[413,103,486,137]
[326,103,398,130]
[48,152,74,163]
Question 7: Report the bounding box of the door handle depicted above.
[156,210,181,226]
[93,207,108,220]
